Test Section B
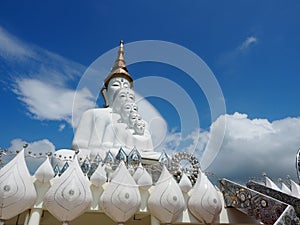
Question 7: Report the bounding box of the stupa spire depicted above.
[104,40,133,88]
[112,40,126,70]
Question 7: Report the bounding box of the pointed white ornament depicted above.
[90,164,107,187]
[148,166,185,223]
[0,150,37,220]
[43,156,92,222]
[179,173,192,193]
[265,176,281,191]
[34,157,55,183]
[100,161,141,222]
[290,179,300,198]
[281,182,292,195]
[188,172,222,223]
[132,164,144,182]
[133,166,152,190]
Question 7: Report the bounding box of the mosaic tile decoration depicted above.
[219,179,288,225]
[247,180,300,217]
[274,205,300,225]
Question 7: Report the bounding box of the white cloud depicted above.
[13,78,95,127]
[3,138,56,174]
[0,26,37,61]
[239,36,257,51]
[207,113,300,183]
[0,26,97,127]
[160,112,300,184]
[59,124,66,132]
[0,26,85,83]
[217,36,258,67]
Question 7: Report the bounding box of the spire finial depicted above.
[103,40,133,88]
[117,40,125,62]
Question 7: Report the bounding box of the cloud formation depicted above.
[13,78,94,127]
[0,26,36,61]
[217,36,258,67]
[0,26,95,127]
[239,36,257,51]
[208,113,300,183]
[160,112,300,184]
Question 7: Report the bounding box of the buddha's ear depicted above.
[101,87,109,108]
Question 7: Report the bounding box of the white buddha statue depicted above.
[72,41,159,159]
[72,41,133,152]
[101,90,138,153]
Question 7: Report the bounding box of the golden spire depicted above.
[104,40,133,88]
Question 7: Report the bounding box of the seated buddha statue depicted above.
[72,41,160,160]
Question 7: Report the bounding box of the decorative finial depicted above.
[103,40,133,88]
[116,40,125,64]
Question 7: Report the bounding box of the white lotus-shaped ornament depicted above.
[0,150,37,220]
[132,164,143,181]
[148,166,185,223]
[179,173,192,193]
[133,165,152,190]
[34,157,55,183]
[43,156,92,222]
[100,161,141,222]
[188,171,222,223]
[90,164,107,187]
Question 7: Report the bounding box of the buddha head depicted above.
[112,88,135,113]
[128,112,142,128]
[101,77,132,107]
[119,102,138,123]
[133,119,146,135]
[101,41,133,107]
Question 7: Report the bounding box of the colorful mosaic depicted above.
[219,179,288,225]
[275,205,300,225]
[247,181,300,217]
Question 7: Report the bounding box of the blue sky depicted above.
[1,1,300,183]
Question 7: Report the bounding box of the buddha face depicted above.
[102,77,131,107]
[134,120,145,135]
[120,102,138,122]
[128,112,142,128]
[112,88,135,113]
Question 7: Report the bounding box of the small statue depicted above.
[133,119,146,135]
